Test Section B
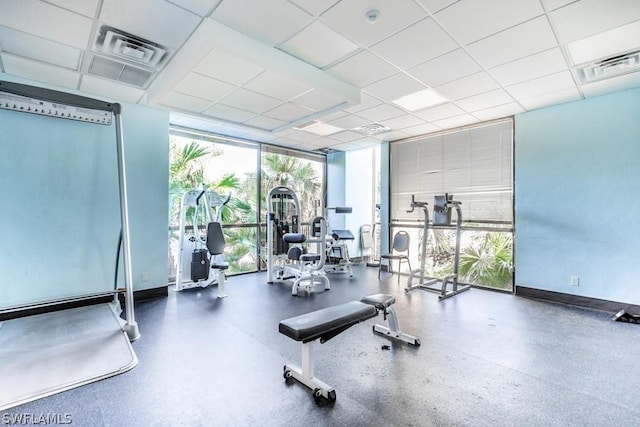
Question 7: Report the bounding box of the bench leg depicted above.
[214,269,227,298]
[372,306,421,346]
[283,341,337,403]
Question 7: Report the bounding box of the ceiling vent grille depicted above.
[89,56,153,87]
[576,50,640,83]
[353,123,391,136]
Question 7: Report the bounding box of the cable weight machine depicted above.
[405,194,470,301]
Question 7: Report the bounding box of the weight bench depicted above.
[279,293,420,405]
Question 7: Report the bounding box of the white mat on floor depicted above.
[0,303,138,410]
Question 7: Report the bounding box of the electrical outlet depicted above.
[571,276,580,286]
[142,271,149,282]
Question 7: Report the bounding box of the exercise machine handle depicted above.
[407,194,428,213]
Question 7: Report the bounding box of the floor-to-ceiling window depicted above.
[168,128,326,282]
[389,119,514,291]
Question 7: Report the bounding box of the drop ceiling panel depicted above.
[375,130,410,142]
[432,114,479,129]
[466,16,558,68]
[416,0,459,14]
[490,48,568,86]
[320,0,427,47]
[212,0,312,46]
[288,0,339,16]
[550,0,640,43]
[244,115,287,131]
[413,103,465,121]
[244,71,313,101]
[203,103,256,122]
[80,74,145,103]
[456,89,514,112]
[506,70,576,100]
[326,114,370,130]
[159,91,213,112]
[434,72,500,101]
[381,114,426,130]
[279,21,359,68]
[540,0,574,11]
[0,0,93,49]
[0,27,82,70]
[327,51,398,88]
[517,87,581,110]
[291,89,345,111]
[472,102,524,121]
[370,18,458,69]
[2,54,80,90]
[567,20,640,65]
[45,0,100,18]
[329,130,367,142]
[343,92,383,113]
[220,88,282,114]
[363,73,426,101]
[356,103,405,122]
[174,72,237,102]
[402,122,442,136]
[409,49,483,87]
[194,47,265,86]
[434,0,544,45]
[263,102,314,122]
[580,71,640,99]
[100,0,200,49]
[170,0,222,17]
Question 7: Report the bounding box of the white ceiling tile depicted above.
[567,20,640,65]
[321,0,427,47]
[80,74,145,103]
[100,0,200,49]
[194,47,265,86]
[279,21,359,68]
[434,0,544,45]
[244,71,313,101]
[413,103,465,121]
[159,91,213,112]
[288,0,339,16]
[506,70,576,100]
[370,18,458,69]
[409,49,482,87]
[349,139,381,149]
[581,71,640,99]
[380,114,426,130]
[466,16,558,68]
[518,87,581,110]
[203,103,256,122]
[321,110,349,122]
[550,0,640,43]
[415,0,458,14]
[280,130,322,143]
[291,88,346,111]
[170,0,222,16]
[212,0,312,46]
[327,50,397,88]
[0,0,92,49]
[435,72,500,101]
[343,92,383,113]
[263,102,314,122]
[45,0,99,18]
[326,114,371,129]
[455,89,514,112]
[374,130,410,142]
[2,54,80,90]
[328,130,367,142]
[243,115,287,131]
[356,103,406,122]
[490,48,568,86]
[432,114,479,129]
[170,114,216,131]
[0,27,82,70]
[219,88,281,114]
[363,73,426,101]
[540,0,574,11]
[472,102,524,121]
[401,122,442,137]
[174,72,237,102]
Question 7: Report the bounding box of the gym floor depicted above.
[4,265,640,426]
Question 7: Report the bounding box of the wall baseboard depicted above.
[515,286,640,314]
[0,285,169,321]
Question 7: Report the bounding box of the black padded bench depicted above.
[279,294,420,404]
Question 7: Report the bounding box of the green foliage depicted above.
[459,232,513,289]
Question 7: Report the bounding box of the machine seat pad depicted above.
[211,262,229,270]
[283,233,306,244]
[279,301,377,343]
[300,253,321,262]
[360,294,396,310]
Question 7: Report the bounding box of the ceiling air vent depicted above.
[89,56,153,87]
[352,123,391,136]
[576,50,640,83]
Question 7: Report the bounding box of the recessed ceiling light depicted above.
[392,88,448,111]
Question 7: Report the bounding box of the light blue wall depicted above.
[515,87,640,305]
[0,75,168,308]
[326,151,346,230]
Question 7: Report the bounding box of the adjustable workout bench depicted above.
[279,294,420,405]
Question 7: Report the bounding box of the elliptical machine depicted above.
[405,194,470,301]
